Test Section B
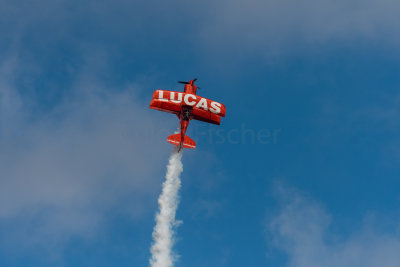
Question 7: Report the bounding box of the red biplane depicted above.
[150,78,226,150]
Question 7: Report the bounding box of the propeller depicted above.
[178,78,198,84]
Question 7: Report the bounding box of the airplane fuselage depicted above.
[176,81,198,149]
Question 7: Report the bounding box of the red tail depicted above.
[167,134,196,149]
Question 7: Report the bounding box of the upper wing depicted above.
[150,90,182,114]
[150,90,226,124]
[191,96,226,125]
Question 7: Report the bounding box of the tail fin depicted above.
[167,134,196,149]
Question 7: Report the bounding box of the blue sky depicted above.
[1,0,400,266]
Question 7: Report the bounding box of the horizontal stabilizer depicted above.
[167,134,196,149]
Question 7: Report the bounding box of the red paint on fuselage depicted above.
[184,80,198,95]
[178,80,197,149]
[180,118,189,148]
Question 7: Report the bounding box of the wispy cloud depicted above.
[4,0,399,64]
[268,185,400,267]
[0,50,171,256]
[0,1,187,257]
[200,0,400,56]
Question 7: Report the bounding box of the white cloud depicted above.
[0,51,173,254]
[268,185,400,267]
[4,0,399,66]
[200,0,400,55]
[5,0,400,60]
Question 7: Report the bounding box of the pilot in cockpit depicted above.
[182,109,191,121]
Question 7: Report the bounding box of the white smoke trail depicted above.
[150,148,183,267]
